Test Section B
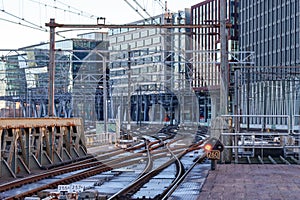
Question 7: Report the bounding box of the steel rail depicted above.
[109,133,197,199]
[3,156,147,199]
[6,142,179,199]
[108,150,187,199]
[161,153,207,200]
[0,146,140,193]
[1,135,171,198]
[1,125,186,199]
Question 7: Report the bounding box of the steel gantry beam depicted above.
[44,18,231,130]
[45,19,232,29]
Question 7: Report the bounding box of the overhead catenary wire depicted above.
[1,0,104,42]
[28,0,101,20]
[55,0,99,19]
[1,9,47,31]
[2,0,102,30]
[123,0,148,22]
[154,0,165,10]
[132,0,156,22]
[0,17,46,32]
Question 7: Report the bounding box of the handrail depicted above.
[221,114,291,133]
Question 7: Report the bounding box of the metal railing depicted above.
[220,114,300,163]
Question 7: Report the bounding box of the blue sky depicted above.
[0,0,201,49]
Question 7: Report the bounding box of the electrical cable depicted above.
[154,0,164,9]
[123,0,148,21]
[132,0,156,22]
[55,0,99,19]
[1,9,47,31]
[1,0,102,41]
[28,0,101,20]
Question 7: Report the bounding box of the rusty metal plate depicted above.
[0,118,83,128]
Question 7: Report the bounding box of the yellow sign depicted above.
[206,150,220,160]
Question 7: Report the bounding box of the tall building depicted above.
[240,0,300,66]
[0,53,27,117]
[238,0,300,129]
[0,33,109,121]
[108,9,199,124]
[191,0,239,122]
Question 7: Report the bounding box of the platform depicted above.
[197,164,300,200]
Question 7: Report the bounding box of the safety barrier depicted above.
[220,115,300,163]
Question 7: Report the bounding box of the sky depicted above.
[0,0,202,49]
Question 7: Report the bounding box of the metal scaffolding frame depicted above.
[0,48,254,131]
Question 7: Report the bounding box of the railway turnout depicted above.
[0,124,213,199]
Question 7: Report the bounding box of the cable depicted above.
[1,9,47,31]
[0,0,102,41]
[28,0,102,20]
[123,0,148,21]
[55,0,99,19]
[29,0,85,18]
[1,9,43,30]
[0,17,47,32]
[154,0,165,9]
[132,0,156,22]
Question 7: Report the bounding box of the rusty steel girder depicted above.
[0,118,87,178]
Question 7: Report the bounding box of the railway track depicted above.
[1,125,186,199]
[0,149,146,199]
[108,134,207,199]
[0,147,128,191]
[4,124,295,199]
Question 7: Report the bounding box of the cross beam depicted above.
[45,20,231,29]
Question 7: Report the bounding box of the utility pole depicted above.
[220,0,228,116]
[103,57,108,136]
[48,18,56,117]
[127,45,131,134]
[220,0,231,163]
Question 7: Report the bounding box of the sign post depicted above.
[203,137,224,170]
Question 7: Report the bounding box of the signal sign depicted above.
[203,137,224,160]
[58,184,84,193]
[207,150,221,160]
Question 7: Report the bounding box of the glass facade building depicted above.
[108,10,199,124]
[238,1,300,129]
[191,0,239,90]
[0,33,109,122]
[239,0,300,67]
